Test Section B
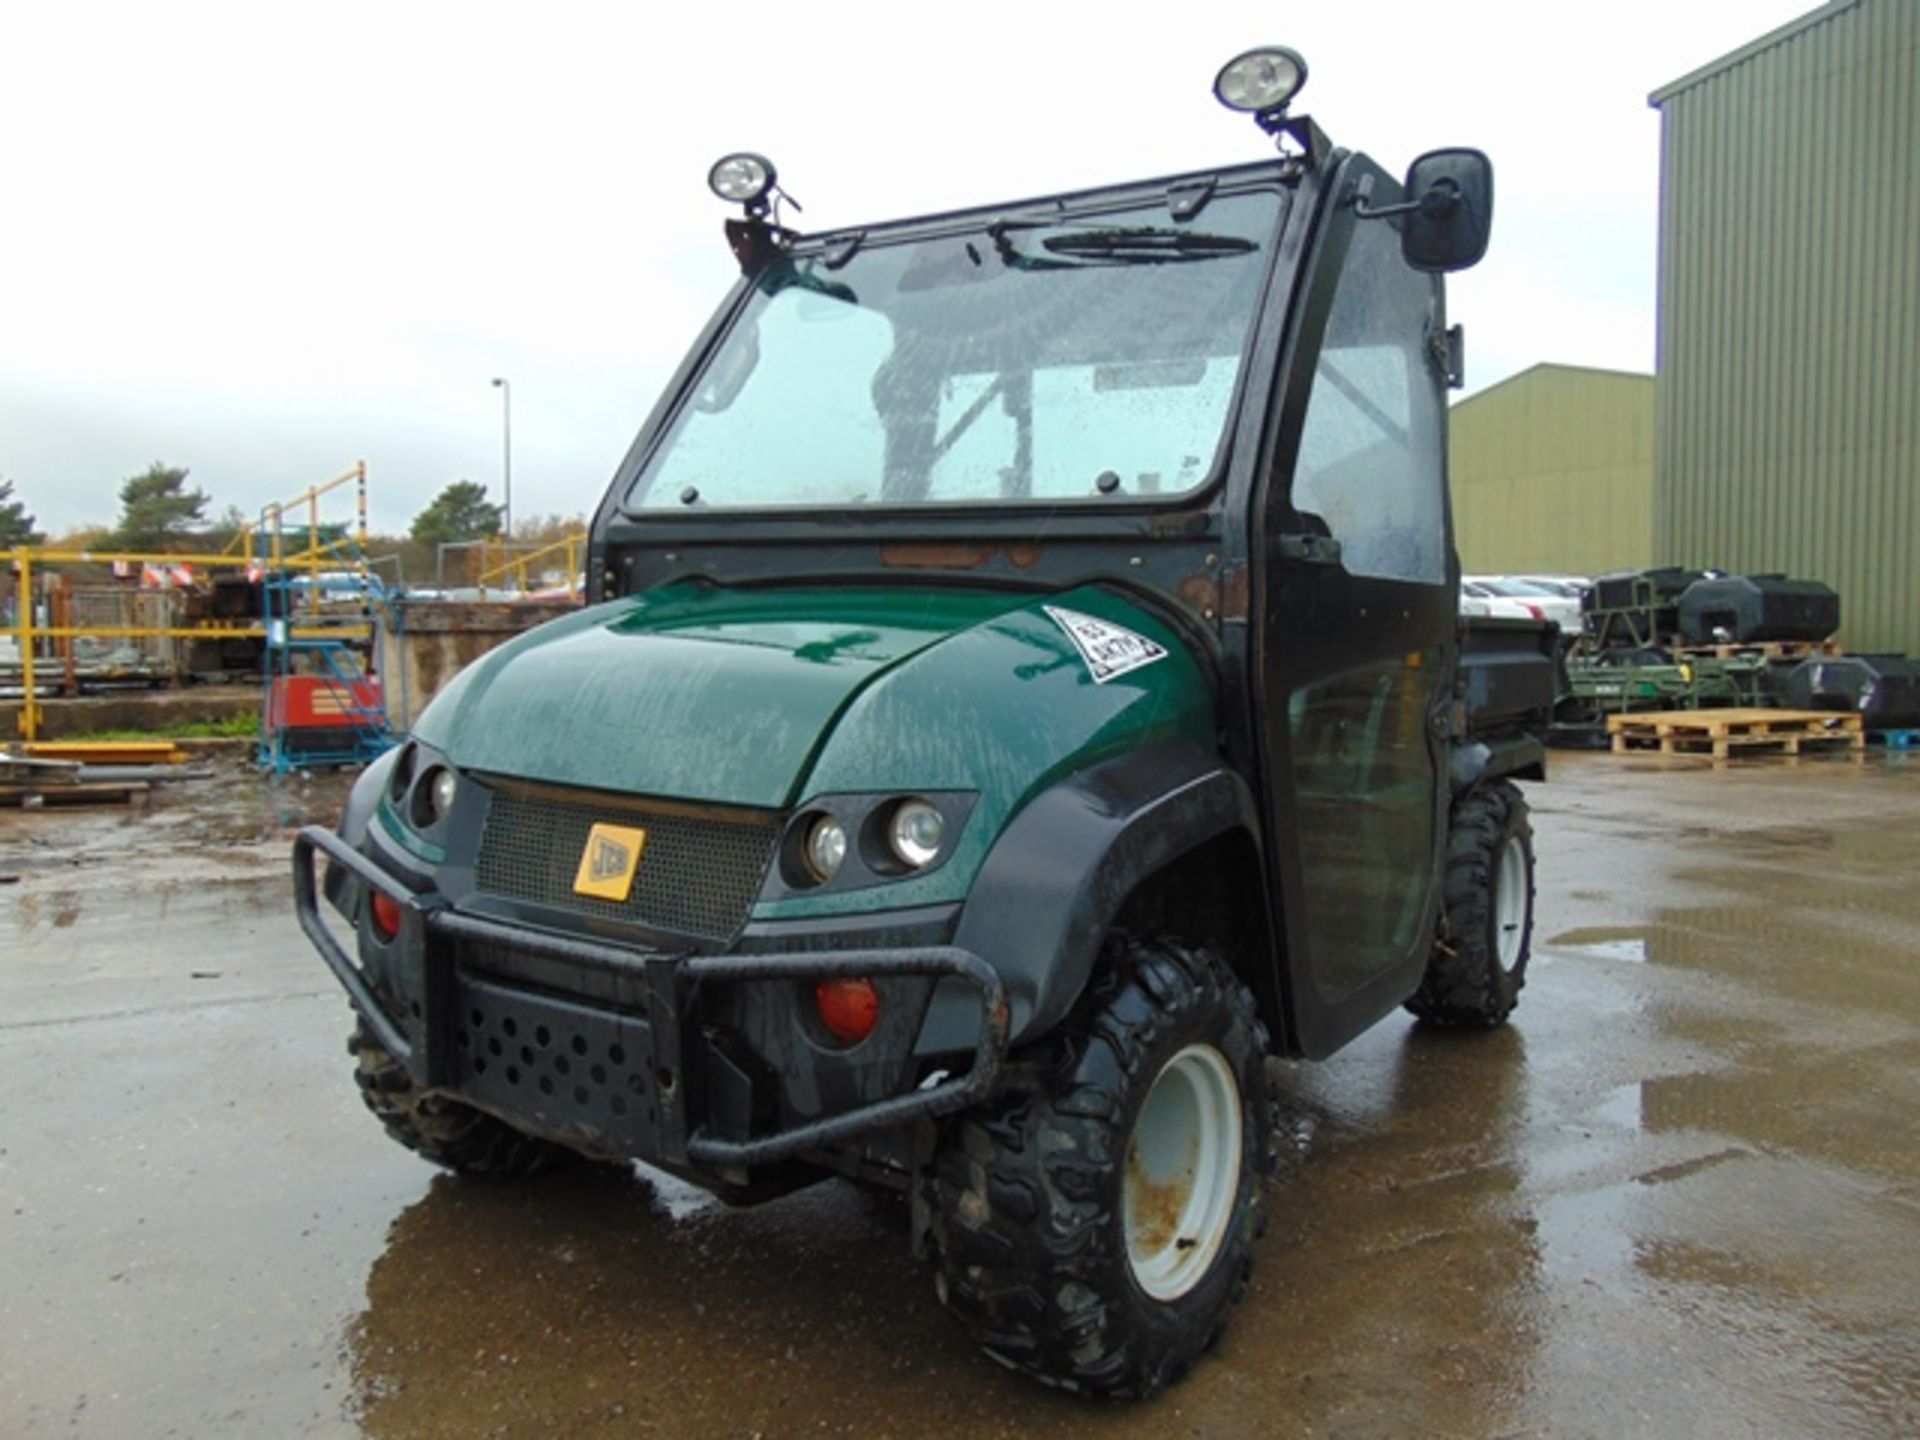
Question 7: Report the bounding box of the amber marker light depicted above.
[370,890,403,941]
[815,978,881,1046]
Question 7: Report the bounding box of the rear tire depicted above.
[348,1022,576,1178]
[928,937,1276,1398]
[1405,780,1534,1028]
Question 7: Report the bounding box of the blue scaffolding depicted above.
[257,523,396,774]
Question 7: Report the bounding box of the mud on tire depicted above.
[928,937,1277,1398]
[1404,779,1535,1028]
[349,1022,575,1178]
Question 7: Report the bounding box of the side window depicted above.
[1290,217,1446,584]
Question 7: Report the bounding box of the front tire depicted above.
[348,1022,576,1178]
[929,937,1275,1397]
[1404,780,1535,1028]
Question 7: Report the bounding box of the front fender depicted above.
[321,746,402,913]
[915,741,1261,1053]
[753,587,1217,922]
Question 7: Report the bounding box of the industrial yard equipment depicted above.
[1783,653,1920,732]
[1552,565,1875,748]
[1582,567,1722,650]
[255,490,394,773]
[1677,575,1841,647]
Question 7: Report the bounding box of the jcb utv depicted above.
[296,47,1553,1396]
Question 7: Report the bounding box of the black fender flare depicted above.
[1449,733,1546,796]
[914,741,1262,1054]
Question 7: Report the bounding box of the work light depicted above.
[709,152,777,206]
[1212,47,1308,115]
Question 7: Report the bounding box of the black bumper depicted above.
[293,825,1010,1171]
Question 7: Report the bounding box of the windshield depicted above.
[626,190,1282,511]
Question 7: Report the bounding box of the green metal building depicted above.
[1651,0,1919,654]
[1448,364,1654,577]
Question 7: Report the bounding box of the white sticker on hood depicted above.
[1042,605,1168,684]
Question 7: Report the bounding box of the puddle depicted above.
[1547,925,1649,962]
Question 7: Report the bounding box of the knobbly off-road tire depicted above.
[348,1022,575,1178]
[929,937,1277,1398]
[1405,780,1535,1028]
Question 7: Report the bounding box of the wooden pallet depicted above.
[1672,639,1842,661]
[1606,707,1865,759]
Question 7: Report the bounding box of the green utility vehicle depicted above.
[295,47,1553,1397]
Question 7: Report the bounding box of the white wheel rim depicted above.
[1495,833,1529,971]
[1123,1043,1243,1301]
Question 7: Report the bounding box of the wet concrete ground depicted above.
[2,750,1917,1438]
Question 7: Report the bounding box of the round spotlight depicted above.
[1213,47,1308,114]
[709,152,777,205]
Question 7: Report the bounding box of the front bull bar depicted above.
[291,824,1012,1168]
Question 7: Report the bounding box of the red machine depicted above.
[266,675,384,733]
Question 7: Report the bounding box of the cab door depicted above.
[1254,156,1456,1058]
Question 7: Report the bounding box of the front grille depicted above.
[474,781,780,940]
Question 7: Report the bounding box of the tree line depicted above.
[1,465,582,586]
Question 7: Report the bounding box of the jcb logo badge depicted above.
[572,823,648,902]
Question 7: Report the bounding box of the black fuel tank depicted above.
[1677,575,1840,646]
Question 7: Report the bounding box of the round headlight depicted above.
[1213,46,1308,114]
[413,766,457,827]
[804,815,848,882]
[709,152,777,205]
[888,799,946,870]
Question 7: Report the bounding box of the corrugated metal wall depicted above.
[1652,0,1920,654]
[1450,364,1654,575]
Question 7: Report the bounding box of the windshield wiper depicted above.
[1039,226,1257,265]
[986,221,1256,270]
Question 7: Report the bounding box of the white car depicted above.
[1459,590,1546,622]
[1462,576,1581,632]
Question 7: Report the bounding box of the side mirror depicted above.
[1398,148,1493,272]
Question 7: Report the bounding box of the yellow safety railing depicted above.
[475,532,588,598]
[5,463,373,741]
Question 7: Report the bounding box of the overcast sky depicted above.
[0,0,1817,542]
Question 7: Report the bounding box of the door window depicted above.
[1290,218,1446,585]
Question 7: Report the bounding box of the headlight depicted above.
[887,799,946,869]
[412,766,457,828]
[804,815,848,882]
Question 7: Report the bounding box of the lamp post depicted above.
[490,376,512,544]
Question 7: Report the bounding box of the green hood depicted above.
[411,580,1216,916]
[411,585,1031,809]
